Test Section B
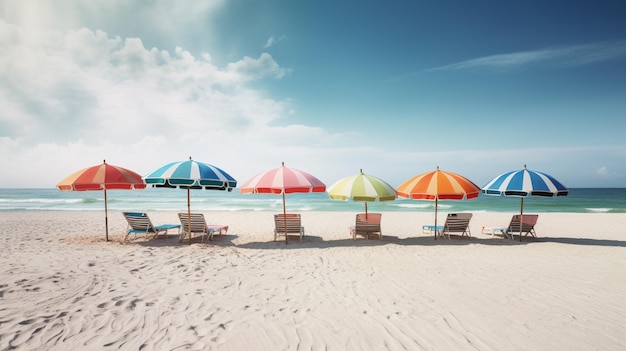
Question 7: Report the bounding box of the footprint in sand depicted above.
[128,298,142,310]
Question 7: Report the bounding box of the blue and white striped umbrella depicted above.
[482,165,568,197]
[144,157,237,190]
[482,165,568,241]
[144,157,236,243]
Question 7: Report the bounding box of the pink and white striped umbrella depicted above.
[239,162,326,195]
[240,162,326,243]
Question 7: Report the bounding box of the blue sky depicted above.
[1,0,625,188]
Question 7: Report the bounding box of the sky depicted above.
[1,0,626,189]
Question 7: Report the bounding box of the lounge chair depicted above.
[274,213,304,243]
[350,213,382,240]
[501,214,538,239]
[436,213,473,239]
[178,213,229,243]
[123,212,181,241]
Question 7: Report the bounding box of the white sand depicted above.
[1,210,625,350]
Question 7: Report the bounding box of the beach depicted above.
[1,211,625,350]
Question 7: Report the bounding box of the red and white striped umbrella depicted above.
[57,160,146,241]
[240,162,326,243]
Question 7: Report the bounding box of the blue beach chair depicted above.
[123,212,181,241]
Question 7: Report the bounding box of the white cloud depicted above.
[226,53,292,80]
[0,20,312,186]
[263,35,286,49]
[596,166,609,177]
[0,0,226,48]
[431,40,626,71]
[0,23,292,140]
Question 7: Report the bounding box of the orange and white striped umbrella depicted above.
[396,167,480,239]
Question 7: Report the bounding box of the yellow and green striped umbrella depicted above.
[327,169,396,215]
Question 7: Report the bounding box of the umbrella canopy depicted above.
[482,165,568,240]
[328,169,396,216]
[239,162,326,243]
[396,167,480,239]
[143,157,236,190]
[57,160,147,241]
[482,165,569,197]
[239,162,326,195]
[143,157,237,243]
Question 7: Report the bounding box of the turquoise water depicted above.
[1,188,625,213]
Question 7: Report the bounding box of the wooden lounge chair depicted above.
[436,213,473,239]
[274,213,304,243]
[178,213,229,243]
[502,214,538,239]
[123,212,181,241]
[350,213,382,240]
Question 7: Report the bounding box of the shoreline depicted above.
[3,188,626,214]
[2,211,625,350]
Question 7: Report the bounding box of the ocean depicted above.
[1,188,625,214]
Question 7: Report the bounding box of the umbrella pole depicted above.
[519,198,524,242]
[434,197,438,240]
[365,202,368,219]
[188,187,192,245]
[104,188,109,242]
[282,192,288,244]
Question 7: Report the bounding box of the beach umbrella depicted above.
[396,167,480,240]
[327,169,396,217]
[57,160,147,242]
[239,162,326,244]
[482,165,568,241]
[143,157,237,244]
